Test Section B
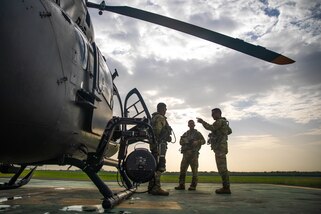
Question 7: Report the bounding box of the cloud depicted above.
[222,84,321,124]
[296,126,321,137]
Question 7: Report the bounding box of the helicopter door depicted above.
[90,44,114,135]
[96,49,113,106]
[123,88,152,121]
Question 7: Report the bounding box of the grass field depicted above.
[1,170,320,189]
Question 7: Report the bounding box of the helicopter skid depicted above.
[102,187,137,209]
[85,168,136,209]
[0,166,37,190]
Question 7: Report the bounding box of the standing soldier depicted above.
[197,108,232,194]
[175,120,205,191]
[148,102,172,196]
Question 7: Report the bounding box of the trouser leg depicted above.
[178,154,189,185]
[190,154,199,187]
[148,170,162,191]
[215,153,229,187]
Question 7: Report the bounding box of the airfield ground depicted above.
[1,179,320,213]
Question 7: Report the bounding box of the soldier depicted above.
[197,108,232,194]
[148,102,172,196]
[175,120,205,191]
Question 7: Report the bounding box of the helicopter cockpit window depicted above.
[97,51,113,106]
[75,27,88,70]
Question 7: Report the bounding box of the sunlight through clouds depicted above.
[233,134,283,149]
[154,97,185,109]
[144,90,158,96]
[168,107,204,124]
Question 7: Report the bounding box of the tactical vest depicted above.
[208,118,232,152]
[180,130,200,153]
[151,112,171,142]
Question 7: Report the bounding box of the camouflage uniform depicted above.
[148,112,171,193]
[177,129,205,189]
[200,117,232,191]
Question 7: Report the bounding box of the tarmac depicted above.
[0,178,320,213]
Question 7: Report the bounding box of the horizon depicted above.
[37,165,321,174]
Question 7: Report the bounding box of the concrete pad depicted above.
[0,179,320,213]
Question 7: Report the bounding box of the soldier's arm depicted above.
[198,132,206,145]
[201,120,222,132]
[197,118,215,131]
[199,120,214,131]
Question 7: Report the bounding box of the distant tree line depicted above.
[162,171,321,177]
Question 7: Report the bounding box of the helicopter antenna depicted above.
[97,1,106,15]
[112,69,119,80]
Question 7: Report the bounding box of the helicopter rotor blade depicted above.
[87,2,295,65]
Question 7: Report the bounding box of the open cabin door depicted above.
[123,88,151,121]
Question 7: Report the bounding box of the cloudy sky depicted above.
[88,0,321,172]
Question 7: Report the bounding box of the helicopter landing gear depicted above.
[0,165,37,190]
[82,160,137,209]
[101,188,137,209]
[92,116,156,209]
[64,150,138,209]
[63,156,136,209]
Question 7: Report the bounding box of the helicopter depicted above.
[0,0,295,209]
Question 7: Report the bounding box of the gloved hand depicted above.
[196,117,204,123]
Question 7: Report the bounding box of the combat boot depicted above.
[188,181,197,191]
[215,186,231,194]
[149,188,169,196]
[188,185,196,191]
[174,184,185,190]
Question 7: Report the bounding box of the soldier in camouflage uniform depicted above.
[197,108,232,194]
[148,102,172,196]
[175,120,205,191]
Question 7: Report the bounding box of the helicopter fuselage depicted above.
[0,0,114,164]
